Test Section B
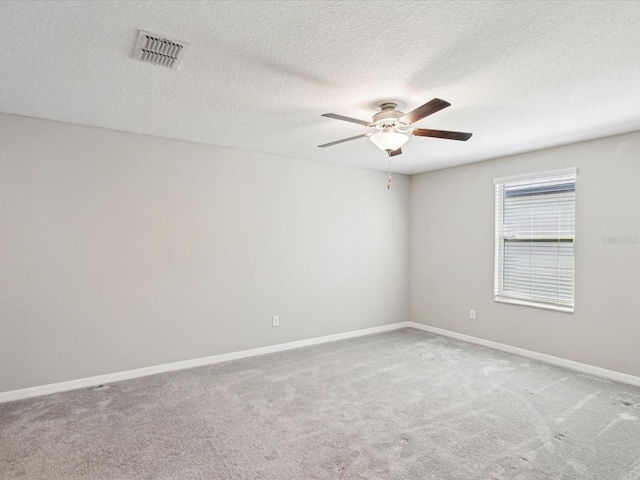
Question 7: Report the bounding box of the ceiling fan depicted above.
[318,98,472,157]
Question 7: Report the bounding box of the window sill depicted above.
[495,296,574,313]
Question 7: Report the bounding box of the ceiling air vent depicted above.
[132,30,189,70]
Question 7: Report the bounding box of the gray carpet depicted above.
[2,328,640,479]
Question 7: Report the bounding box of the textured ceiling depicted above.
[1,1,640,174]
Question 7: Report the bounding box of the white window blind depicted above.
[494,168,576,312]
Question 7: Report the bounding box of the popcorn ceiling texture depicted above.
[2,329,640,479]
[1,1,640,174]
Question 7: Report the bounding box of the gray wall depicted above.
[0,114,410,393]
[410,131,640,377]
[4,111,639,393]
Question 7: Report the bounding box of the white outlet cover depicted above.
[272,315,280,327]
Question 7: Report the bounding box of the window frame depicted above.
[493,168,577,313]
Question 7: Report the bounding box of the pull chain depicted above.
[387,157,392,190]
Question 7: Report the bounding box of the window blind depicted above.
[494,168,576,312]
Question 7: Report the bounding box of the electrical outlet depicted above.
[272,315,280,327]
[470,310,476,320]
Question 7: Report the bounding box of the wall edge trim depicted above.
[408,322,640,387]
[0,322,411,403]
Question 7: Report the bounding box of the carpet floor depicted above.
[1,328,640,479]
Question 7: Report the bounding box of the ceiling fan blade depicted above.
[318,133,372,148]
[388,148,402,157]
[400,98,451,125]
[321,113,371,126]
[411,128,472,141]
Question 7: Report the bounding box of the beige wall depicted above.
[0,114,410,393]
[410,131,640,377]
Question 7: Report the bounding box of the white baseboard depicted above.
[0,322,411,404]
[408,322,640,388]
[5,321,637,404]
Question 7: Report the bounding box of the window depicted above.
[494,168,576,312]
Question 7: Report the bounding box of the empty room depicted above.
[2,1,640,479]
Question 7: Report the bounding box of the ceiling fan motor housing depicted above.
[372,103,405,127]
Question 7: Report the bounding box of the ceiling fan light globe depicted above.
[370,130,409,152]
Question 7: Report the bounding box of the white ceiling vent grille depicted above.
[133,30,189,70]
